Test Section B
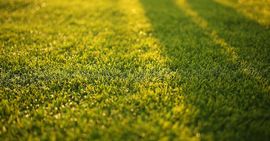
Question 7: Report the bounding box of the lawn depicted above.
[0,0,270,140]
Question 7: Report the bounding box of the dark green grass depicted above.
[140,0,270,140]
[0,0,270,140]
[188,0,270,79]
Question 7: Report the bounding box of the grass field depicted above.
[0,0,270,140]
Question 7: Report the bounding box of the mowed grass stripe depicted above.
[215,0,270,27]
[176,0,270,93]
[187,0,270,80]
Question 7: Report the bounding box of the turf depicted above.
[0,0,270,140]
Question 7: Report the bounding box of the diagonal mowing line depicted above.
[176,0,270,93]
[215,0,270,27]
[116,0,169,66]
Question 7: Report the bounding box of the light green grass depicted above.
[0,0,270,140]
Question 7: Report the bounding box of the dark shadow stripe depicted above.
[188,0,270,79]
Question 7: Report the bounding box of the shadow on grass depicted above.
[188,0,270,79]
[140,0,270,140]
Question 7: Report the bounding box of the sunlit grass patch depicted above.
[0,0,197,140]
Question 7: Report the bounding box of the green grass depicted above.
[0,0,270,140]
[215,0,270,26]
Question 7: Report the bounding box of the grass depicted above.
[0,0,270,140]
[215,0,270,27]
